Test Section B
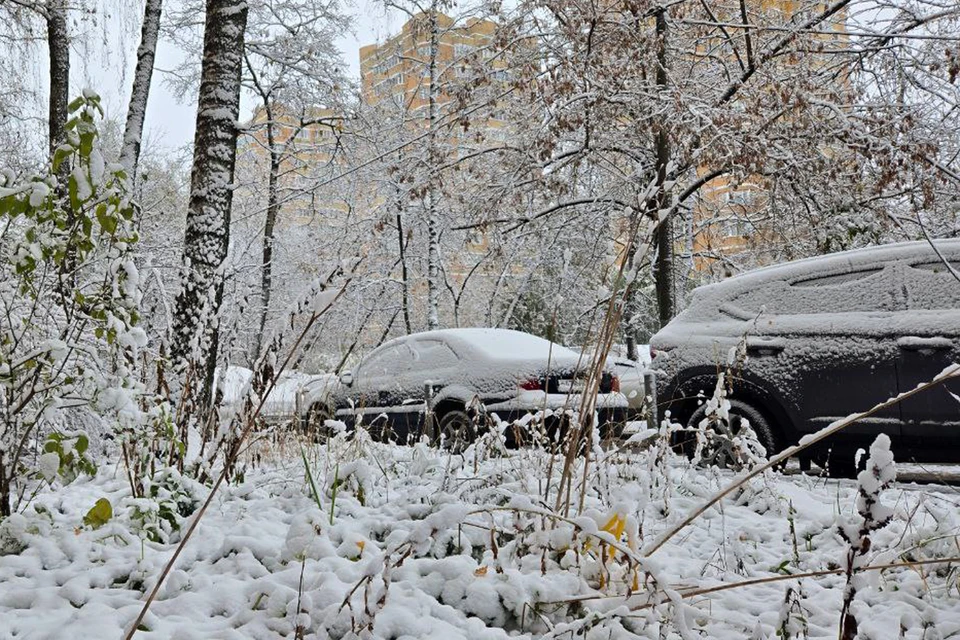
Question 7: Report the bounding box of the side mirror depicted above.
[340,370,354,387]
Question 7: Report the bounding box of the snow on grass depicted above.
[1,433,959,639]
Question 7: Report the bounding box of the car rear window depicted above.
[903,261,960,310]
[730,267,895,315]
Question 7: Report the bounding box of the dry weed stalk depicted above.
[555,217,654,517]
[123,264,358,639]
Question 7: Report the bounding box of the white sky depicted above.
[77,0,405,156]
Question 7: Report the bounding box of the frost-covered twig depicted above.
[838,434,896,640]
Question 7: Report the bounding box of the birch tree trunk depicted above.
[119,0,163,180]
[396,199,413,334]
[170,0,248,429]
[45,0,69,164]
[46,0,73,283]
[425,5,441,331]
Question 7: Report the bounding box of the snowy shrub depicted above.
[838,433,897,639]
[40,431,97,484]
[0,92,144,517]
[689,371,768,471]
[776,582,810,639]
[126,467,201,543]
[0,512,28,555]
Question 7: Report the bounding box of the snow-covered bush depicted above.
[838,433,897,639]
[126,467,202,543]
[0,92,145,517]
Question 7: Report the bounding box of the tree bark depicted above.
[46,1,69,165]
[256,107,280,359]
[623,249,638,361]
[425,5,441,331]
[119,0,163,180]
[0,449,9,518]
[170,0,248,424]
[396,206,413,334]
[651,8,674,329]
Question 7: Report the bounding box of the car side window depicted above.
[360,344,415,378]
[413,340,460,369]
[903,261,960,310]
[731,267,895,315]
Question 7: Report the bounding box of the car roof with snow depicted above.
[381,328,584,363]
[690,240,960,300]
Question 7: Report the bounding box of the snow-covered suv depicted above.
[303,328,628,448]
[651,240,960,472]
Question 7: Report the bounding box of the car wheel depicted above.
[305,403,334,442]
[437,409,475,453]
[686,399,778,469]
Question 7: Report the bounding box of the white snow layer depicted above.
[1,439,959,639]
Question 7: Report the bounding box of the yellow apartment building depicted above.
[690,0,850,275]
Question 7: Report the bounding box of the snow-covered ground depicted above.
[2,431,959,639]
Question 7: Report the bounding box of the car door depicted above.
[896,259,960,462]
[352,343,417,437]
[740,265,903,447]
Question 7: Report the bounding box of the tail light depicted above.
[519,378,542,391]
[610,375,621,393]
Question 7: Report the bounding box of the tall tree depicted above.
[119,0,163,180]
[240,0,350,358]
[0,0,73,181]
[169,0,248,428]
[45,0,69,170]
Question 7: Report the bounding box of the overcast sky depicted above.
[78,0,405,157]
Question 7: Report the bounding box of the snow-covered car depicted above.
[608,345,651,411]
[215,366,333,424]
[302,328,628,448]
[651,240,960,473]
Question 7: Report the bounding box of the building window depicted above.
[718,217,748,238]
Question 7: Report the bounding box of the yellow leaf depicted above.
[83,498,112,530]
[600,513,626,541]
[474,566,488,577]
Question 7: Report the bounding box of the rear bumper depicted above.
[483,391,628,417]
[482,392,630,436]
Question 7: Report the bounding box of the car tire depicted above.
[437,409,475,453]
[685,398,779,469]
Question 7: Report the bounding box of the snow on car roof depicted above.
[693,240,960,297]
[406,328,583,362]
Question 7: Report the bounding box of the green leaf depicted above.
[83,498,113,529]
[300,445,324,515]
[79,131,95,159]
[68,175,80,211]
[75,434,89,455]
[68,96,85,112]
[53,146,72,173]
[97,206,117,235]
